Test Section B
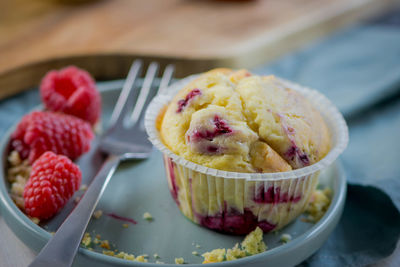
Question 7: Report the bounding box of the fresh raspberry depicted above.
[23,152,82,219]
[10,111,94,164]
[40,66,101,125]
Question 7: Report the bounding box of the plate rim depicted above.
[0,81,347,266]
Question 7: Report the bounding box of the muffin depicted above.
[146,68,347,235]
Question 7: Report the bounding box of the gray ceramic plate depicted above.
[0,80,347,267]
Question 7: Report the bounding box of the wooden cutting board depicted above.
[0,0,397,99]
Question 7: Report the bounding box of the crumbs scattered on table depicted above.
[143,212,153,221]
[175,257,185,264]
[155,260,165,264]
[153,253,160,259]
[280,233,292,243]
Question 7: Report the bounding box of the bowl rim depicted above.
[144,74,349,181]
[0,80,347,266]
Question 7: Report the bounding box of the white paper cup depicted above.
[145,74,348,235]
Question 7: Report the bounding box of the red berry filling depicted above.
[194,206,276,235]
[285,145,310,166]
[254,186,301,204]
[166,157,179,205]
[176,88,201,113]
[191,115,233,141]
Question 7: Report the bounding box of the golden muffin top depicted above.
[158,68,330,173]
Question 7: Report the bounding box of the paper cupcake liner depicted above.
[145,74,348,234]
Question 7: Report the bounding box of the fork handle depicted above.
[29,154,121,267]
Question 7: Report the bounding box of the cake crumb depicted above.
[80,184,88,191]
[304,188,332,223]
[155,260,165,264]
[143,212,153,221]
[122,223,129,228]
[226,243,246,261]
[7,151,31,210]
[74,196,81,204]
[202,227,267,263]
[241,227,267,255]
[8,150,22,166]
[81,233,91,247]
[202,249,226,264]
[93,210,103,219]
[153,253,160,259]
[135,255,148,262]
[196,244,201,249]
[192,251,200,256]
[30,217,40,225]
[175,257,185,264]
[280,233,292,243]
[103,250,115,256]
[100,240,111,250]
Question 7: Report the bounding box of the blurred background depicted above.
[1,0,400,266]
[0,0,399,97]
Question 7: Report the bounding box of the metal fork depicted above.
[29,60,175,267]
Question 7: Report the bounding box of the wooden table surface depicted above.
[0,215,399,266]
[1,0,398,99]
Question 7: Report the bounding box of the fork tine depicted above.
[109,60,142,126]
[130,62,159,124]
[157,64,175,95]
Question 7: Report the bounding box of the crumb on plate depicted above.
[202,227,267,263]
[100,240,111,250]
[304,188,332,223]
[93,210,103,219]
[175,257,185,264]
[143,212,153,221]
[192,251,200,256]
[80,184,88,191]
[280,233,292,243]
[81,232,92,247]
